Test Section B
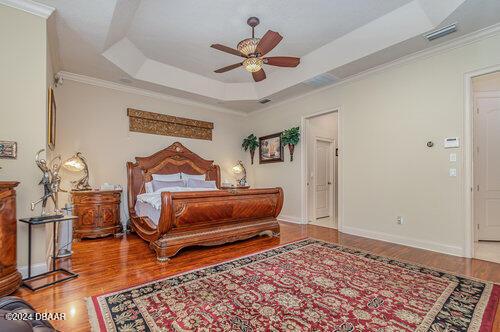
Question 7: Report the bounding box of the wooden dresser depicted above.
[71,190,122,240]
[0,181,22,296]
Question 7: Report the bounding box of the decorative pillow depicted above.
[145,181,154,193]
[152,173,182,181]
[186,178,217,189]
[181,172,206,181]
[152,180,186,192]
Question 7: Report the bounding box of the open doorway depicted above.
[471,71,500,263]
[303,111,339,229]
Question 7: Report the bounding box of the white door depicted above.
[315,139,333,219]
[475,95,500,241]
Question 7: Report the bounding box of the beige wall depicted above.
[0,5,49,269]
[53,80,247,221]
[247,32,500,256]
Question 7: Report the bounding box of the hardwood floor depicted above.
[14,222,500,331]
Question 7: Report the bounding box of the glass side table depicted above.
[19,215,79,291]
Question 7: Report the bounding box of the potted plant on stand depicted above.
[242,134,259,164]
[281,127,300,161]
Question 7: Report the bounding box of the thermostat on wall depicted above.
[444,137,460,148]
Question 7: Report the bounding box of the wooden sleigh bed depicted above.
[127,142,283,261]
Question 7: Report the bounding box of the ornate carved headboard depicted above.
[126,142,221,212]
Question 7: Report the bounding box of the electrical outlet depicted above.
[396,216,404,225]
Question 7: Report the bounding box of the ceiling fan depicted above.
[211,17,300,82]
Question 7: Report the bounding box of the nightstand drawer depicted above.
[72,192,120,204]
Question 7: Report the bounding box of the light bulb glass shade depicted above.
[232,164,243,174]
[63,155,85,172]
[243,57,263,73]
[237,38,260,56]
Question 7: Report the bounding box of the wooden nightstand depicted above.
[220,185,250,189]
[71,190,122,240]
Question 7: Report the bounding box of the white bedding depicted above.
[135,200,161,226]
[137,187,218,210]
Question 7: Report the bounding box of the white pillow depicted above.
[181,172,206,181]
[186,178,217,189]
[152,173,182,181]
[145,181,153,193]
[152,180,186,192]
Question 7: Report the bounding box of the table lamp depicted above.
[232,161,247,186]
[63,152,91,191]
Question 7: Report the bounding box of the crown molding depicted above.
[57,71,246,117]
[251,22,500,115]
[0,0,55,18]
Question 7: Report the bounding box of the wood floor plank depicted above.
[13,222,500,331]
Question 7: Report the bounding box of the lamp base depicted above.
[71,188,92,191]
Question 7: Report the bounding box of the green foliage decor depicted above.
[281,127,300,161]
[242,134,259,164]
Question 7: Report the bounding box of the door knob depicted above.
[328,181,332,185]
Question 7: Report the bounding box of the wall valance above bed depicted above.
[127,108,214,140]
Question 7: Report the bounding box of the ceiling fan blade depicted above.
[256,30,283,56]
[210,44,246,57]
[214,63,243,73]
[252,68,266,82]
[264,56,300,67]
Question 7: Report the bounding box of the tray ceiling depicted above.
[9,0,500,112]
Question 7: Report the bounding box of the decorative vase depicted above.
[288,144,295,162]
[250,149,255,164]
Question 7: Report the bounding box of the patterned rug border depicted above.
[88,237,500,332]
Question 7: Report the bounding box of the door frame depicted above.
[301,107,342,229]
[464,65,500,258]
[313,136,335,222]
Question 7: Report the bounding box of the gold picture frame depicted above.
[48,87,56,150]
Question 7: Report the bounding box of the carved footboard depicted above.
[148,188,283,261]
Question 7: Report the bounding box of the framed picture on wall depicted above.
[47,87,56,150]
[259,132,284,164]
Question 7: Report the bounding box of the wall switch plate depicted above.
[449,153,457,162]
[444,137,460,148]
[396,216,403,225]
[449,168,457,177]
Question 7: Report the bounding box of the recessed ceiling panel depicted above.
[127,0,412,83]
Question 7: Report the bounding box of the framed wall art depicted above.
[259,132,284,164]
[47,87,56,150]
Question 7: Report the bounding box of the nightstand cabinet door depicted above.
[71,190,122,240]
[77,206,99,229]
[99,204,119,228]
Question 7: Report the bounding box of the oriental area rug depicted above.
[88,239,499,331]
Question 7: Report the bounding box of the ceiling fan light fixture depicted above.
[237,38,260,56]
[243,57,263,73]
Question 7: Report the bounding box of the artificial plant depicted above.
[242,134,259,164]
[281,127,300,161]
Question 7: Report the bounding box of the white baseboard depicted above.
[18,262,48,279]
[341,226,465,257]
[278,215,307,224]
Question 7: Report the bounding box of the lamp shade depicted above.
[63,154,85,172]
[62,152,92,191]
[232,164,244,174]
